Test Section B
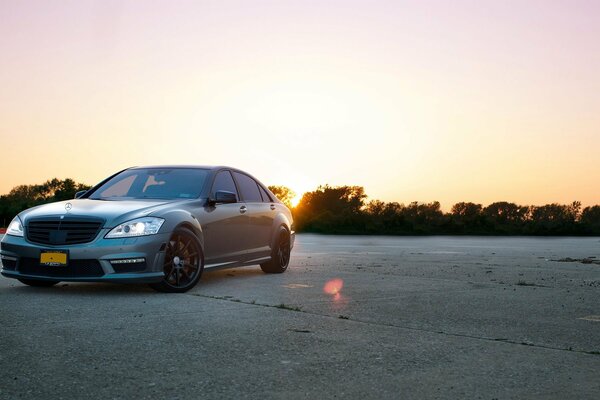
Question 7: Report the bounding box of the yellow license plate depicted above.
[40,251,68,266]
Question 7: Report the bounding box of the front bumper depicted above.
[0,230,170,283]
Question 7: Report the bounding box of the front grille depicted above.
[26,217,103,245]
[18,258,104,278]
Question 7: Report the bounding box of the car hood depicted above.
[19,199,184,228]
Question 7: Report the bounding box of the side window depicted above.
[233,172,262,202]
[258,185,272,203]
[212,171,238,200]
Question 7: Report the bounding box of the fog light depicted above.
[109,258,145,264]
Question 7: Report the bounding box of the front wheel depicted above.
[18,278,59,287]
[260,227,291,273]
[149,227,204,293]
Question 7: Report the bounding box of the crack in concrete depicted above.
[190,292,600,356]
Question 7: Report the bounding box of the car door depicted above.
[232,172,274,260]
[202,170,249,266]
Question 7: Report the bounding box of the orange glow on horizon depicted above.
[0,2,599,207]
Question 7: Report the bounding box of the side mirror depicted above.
[74,190,87,199]
[214,190,237,204]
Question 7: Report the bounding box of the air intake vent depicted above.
[18,258,104,277]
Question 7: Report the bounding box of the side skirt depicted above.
[204,256,271,271]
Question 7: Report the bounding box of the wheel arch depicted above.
[160,210,205,255]
[174,222,204,255]
[269,213,291,250]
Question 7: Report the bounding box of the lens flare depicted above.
[323,278,344,296]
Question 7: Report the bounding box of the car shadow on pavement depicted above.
[6,281,156,296]
[199,267,266,286]
[3,266,268,295]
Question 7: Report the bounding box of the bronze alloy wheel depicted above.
[260,227,290,273]
[150,227,203,293]
[277,230,291,268]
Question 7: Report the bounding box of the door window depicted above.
[258,185,272,203]
[212,171,238,200]
[233,172,262,202]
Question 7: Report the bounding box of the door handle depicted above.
[239,205,247,214]
[270,204,276,210]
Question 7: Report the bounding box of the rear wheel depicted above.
[18,278,59,287]
[149,227,204,293]
[260,227,291,273]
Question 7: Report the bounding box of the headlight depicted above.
[105,217,165,239]
[6,216,24,237]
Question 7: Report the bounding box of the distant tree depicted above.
[450,202,483,233]
[294,185,367,233]
[296,185,366,215]
[482,202,529,234]
[380,202,408,233]
[402,201,446,234]
[365,199,386,216]
[580,206,600,234]
[451,202,483,218]
[528,202,581,235]
[364,200,386,233]
[268,185,296,209]
[0,178,91,226]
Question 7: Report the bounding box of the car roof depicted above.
[129,165,229,171]
[127,165,264,181]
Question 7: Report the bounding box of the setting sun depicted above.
[290,193,302,208]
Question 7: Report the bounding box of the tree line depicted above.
[0,179,598,235]
[0,179,91,226]
[270,185,600,236]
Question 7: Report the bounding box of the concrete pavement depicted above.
[1,234,599,399]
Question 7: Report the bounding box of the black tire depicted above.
[149,227,204,293]
[18,278,59,287]
[260,227,291,273]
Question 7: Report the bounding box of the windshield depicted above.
[89,168,209,200]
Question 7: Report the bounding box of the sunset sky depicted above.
[1,0,599,208]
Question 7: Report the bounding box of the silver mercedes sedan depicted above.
[0,166,294,292]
